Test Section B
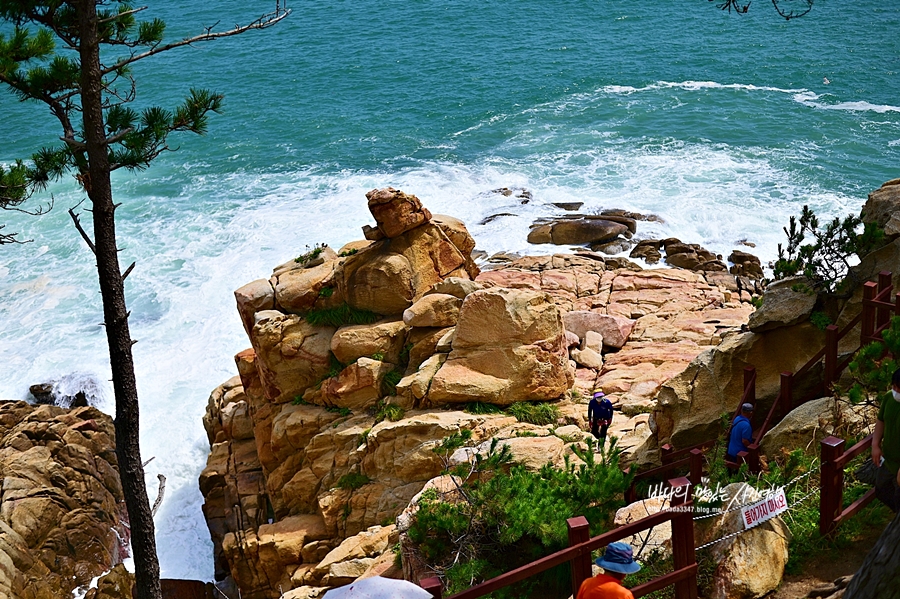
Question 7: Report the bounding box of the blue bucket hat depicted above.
[595,542,641,574]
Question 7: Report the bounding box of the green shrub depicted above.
[370,351,385,361]
[336,472,370,491]
[773,205,884,294]
[507,402,560,426]
[376,401,405,423]
[318,286,334,298]
[326,406,352,417]
[809,310,832,331]
[408,435,630,598]
[306,303,379,328]
[846,315,900,406]
[295,243,326,265]
[381,368,403,397]
[339,248,359,257]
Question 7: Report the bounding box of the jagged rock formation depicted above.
[200,188,762,598]
[0,401,127,599]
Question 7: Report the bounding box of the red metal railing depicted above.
[672,271,895,474]
[420,477,698,599]
[819,434,877,536]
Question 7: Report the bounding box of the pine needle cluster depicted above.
[408,433,630,598]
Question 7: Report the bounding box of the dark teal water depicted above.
[2,0,899,582]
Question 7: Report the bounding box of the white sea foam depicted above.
[598,81,900,114]
[0,116,873,583]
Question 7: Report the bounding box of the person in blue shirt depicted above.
[726,403,755,471]
[588,391,614,441]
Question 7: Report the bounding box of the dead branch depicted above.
[151,473,166,517]
[68,207,97,254]
[122,261,136,280]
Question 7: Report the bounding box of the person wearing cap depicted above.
[726,403,755,471]
[577,541,641,599]
[588,391,614,441]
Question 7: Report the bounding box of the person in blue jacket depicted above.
[588,391,614,441]
[726,403,755,471]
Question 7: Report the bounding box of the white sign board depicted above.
[741,487,788,530]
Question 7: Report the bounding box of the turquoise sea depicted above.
[1,0,899,583]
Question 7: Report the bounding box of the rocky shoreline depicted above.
[195,187,782,598]
[7,179,900,599]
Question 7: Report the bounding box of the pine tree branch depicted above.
[98,6,149,25]
[100,9,291,77]
[68,207,96,254]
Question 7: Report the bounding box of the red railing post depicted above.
[780,371,794,416]
[746,444,761,474]
[819,436,845,537]
[567,516,592,598]
[878,271,892,331]
[743,366,756,404]
[661,443,674,464]
[689,449,703,486]
[668,476,698,599]
[895,293,900,316]
[420,576,443,599]
[861,281,877,344]
[824,325,838,387]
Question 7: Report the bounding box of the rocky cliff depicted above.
[0,401,127,599]
[200,187,762,598]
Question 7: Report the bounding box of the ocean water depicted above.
[1,0,899,582]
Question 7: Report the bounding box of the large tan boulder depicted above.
[273,260,341,315]
[403,293,462,328]
[396,354,447,406]
[428,288,572,405]
[367,188,432,238]
[313,525,395,583]
[654,322,825,448]
[563,311,635,349]
[695,483,790,599]
[322,358,396,411]
[759,397,848,458]
[250,312,337,403]
[861,178,900,238]
[235,279,276,335]
[256,515,330,591]
[330,319,410,365]
[747,277,817,333]
[343,251,416,315]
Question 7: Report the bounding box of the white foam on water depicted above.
[0,87,878,583]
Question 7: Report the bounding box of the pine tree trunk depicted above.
[76,3,162,599]
[843,510,900,599]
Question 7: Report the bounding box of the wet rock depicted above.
[629,239,662,264]
[527,218,629,246]
[728,249,764,280]
[591,238,634,255]
[551,202,583,211]
[29,383,54,405]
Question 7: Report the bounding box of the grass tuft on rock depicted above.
[507,401,559,426]
[306,303,379,328]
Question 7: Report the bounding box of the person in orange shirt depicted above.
[576,542,641,599]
